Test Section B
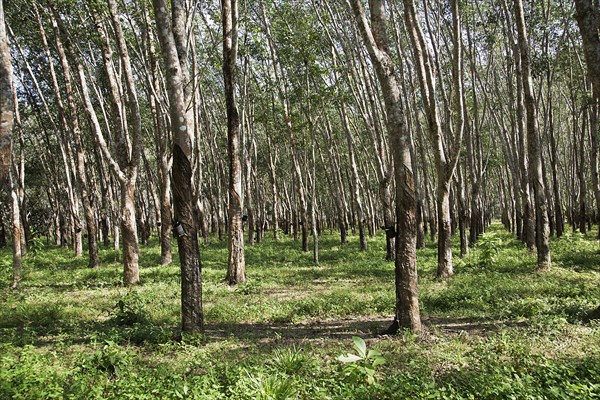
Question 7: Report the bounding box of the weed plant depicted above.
[1,224,599,398]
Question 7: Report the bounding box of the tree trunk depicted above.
[350,0,421,333]
[260,0,309,252]
[578,112,587,234]
[153,0,203,333]
[159,160,173,264]
[10,165,21,289]
[437,184,453,277]
[548,94,564,238]
[514,0,551,270]
[47,7,99,268]
[339,101,367,251]
[0,0,13,188]
[267,134,279,241]
[590,104,600,242]
[380,175,396,259]
[105,0,144,283]
[574,0,600,242]
[402,0,464,279]
[457,164,469,256]
[223,0,246,285]
[121,180,139,284]
[143,14,173,264]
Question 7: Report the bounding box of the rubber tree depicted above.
[574,0,600,242]
[514,0,551,270]
[0,0,13,188]
[153,0,204,333]
[402,0,464,279]
[223,0,246,285]
[348,0,422,333]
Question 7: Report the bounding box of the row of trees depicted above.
[0,0,599,333]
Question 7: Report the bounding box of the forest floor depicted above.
[1,224,600,399]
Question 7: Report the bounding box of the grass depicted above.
[1,224,600,399]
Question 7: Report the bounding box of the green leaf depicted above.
[371,356,386,367]
[367,349,382,358]
[337,353,362,363]
[352,336,367,358]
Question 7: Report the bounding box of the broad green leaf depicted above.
[337,353,362,363]
[371,357,386,367]
[352,336,367,358]
[367,349,382,358]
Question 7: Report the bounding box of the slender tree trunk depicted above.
[46,7,99,268]
[0,0,13,187]
[590,104,600,242]
[159,159,173,264]
[514,0,551,270]
[260,0,309,252]
[267,134,279,240]
[10,165,21,289]
[0,220,6,248]
[579,112,587,234]
[121,179,139,284]
[458,164,469,256]
[153,0,203,333]
[223,0,246,285]
[106,0,144,284]
[574,0,600,242]
[402,0,464,278]
[143,14,173,264]
[505,0,536,250]
[339,101,367,251]
[309,114,319,264]
[350,0,421,333]
[244,134,255,247]
[548,92,564,238]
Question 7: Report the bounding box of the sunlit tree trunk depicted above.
[350,0,421,333]
[140,5,172,264]
[44,6,99,268]
[10,164,21,289]
[339,101,367,251]
[402,0,464,278]
[0,0,13,188]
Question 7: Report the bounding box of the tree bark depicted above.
[223,0,246,285]
[10,164,21,289]
[339,101,367,251]
[153,0,203,333]
[574,0,600,242]
[105,0,143,284]
[402,0,464,279]
[0,0,13,188]
[46,6,99,268]
[514,0,551,270]
[349,0,421,333]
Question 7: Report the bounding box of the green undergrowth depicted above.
[1,224,600,398]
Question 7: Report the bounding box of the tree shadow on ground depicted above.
[206,317,388,343]
[205,315,527,345]
[423,316,528,335]
[555,251,600,272]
